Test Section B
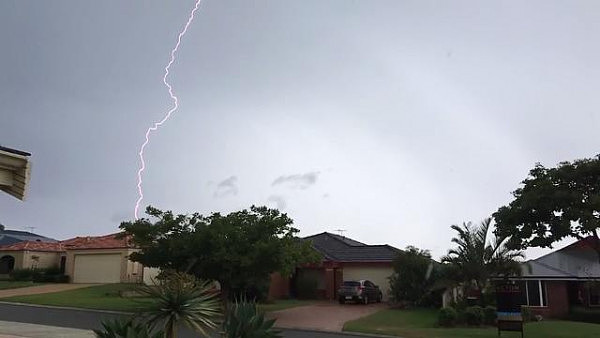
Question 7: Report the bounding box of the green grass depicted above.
[258,299,314,312]
[343,308,600,338]
[0,283,310,313]
[1,283,153,312]
[0,281,42,290]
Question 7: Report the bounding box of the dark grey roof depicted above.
[0,146,31,156]
[0,229,56,246]
[303,232,400,262]
[519,237,600,279]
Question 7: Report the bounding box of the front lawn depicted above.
[1,283,311,313]
[1,283,152,312]
[0,281,42,290]
[343,308,600,338]
[258,299,313,312]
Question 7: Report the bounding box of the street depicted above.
[0,303,376,338]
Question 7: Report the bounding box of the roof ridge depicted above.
[324,232,367,246]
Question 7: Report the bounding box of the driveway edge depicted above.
[0,301,132,315]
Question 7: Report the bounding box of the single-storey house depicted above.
[0,145,31,201]
[509,237,600,318]
[268,232,400,301]
[0,228,58,274]
[0,233,144,284]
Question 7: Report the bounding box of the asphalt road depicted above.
[0,303,374,338]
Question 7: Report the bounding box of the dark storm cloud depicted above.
[214,176,238,197]
[272,172,319,189]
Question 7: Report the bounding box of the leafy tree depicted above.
[120,206,320,302]
[494,156,600,261]
[389,246,437,306]
[442,218,524,293]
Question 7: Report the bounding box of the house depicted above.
[0,145,31,201]
[0,233,144,283]
[0,241,64,275]
[269,232,400,301]
[508,237,600,318]
[0,227,58,274]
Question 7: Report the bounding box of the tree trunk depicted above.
[165,318,177,338]
[220,282,230,311]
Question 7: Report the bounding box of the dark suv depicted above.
[337,280,383,304]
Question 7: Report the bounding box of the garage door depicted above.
[342,266,393,301]
[73,254,122,283]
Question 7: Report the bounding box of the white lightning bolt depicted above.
[134,0,203,220]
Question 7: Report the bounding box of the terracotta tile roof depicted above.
[60,233,134,250]
[0,241,64,252]
[0,232,134,252]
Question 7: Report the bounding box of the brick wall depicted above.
[527,281,569,318]
[267,272,290,300]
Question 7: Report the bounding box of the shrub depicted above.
[10,268,35,281]
[438,307,457,327]
[223,298,281,338]
[137,272,220,338]
[521,306,532,322]
[483,305,497,325]
[464,305,484,326]
[567,306,600,324]
[10,267,68,283]
[93,318,163,338]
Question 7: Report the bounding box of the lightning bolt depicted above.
[134,0,203,220]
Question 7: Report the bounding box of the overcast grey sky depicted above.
[1,0,599,260]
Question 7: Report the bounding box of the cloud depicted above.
[267,195,287,210]
[271,171,319,189]
[214,176,238,197]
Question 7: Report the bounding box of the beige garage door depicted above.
[73,254,121,283]
[342,266,393,301]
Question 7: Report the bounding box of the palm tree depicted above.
[442,217,524,293]
[137,272,221,338]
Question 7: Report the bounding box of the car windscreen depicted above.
[343,281,360,286]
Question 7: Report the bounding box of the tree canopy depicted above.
[494,156,600,260]
[120,205,321,300]
[389,246,439,306]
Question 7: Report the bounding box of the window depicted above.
[524,280,547,307]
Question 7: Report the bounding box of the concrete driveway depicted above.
[0,284,96,298]
[268,302,387,332]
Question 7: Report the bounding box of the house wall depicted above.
[143,267,161,285]
[526,280,569,318]
[65,248,142,283]
[22,251,61,269]
[267,272,290,300]
[0,251,61,271]
[0,251,25,272]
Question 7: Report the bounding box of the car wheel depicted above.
[363,295,369,305]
